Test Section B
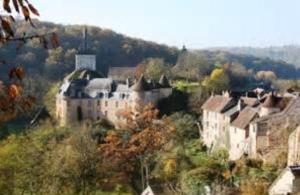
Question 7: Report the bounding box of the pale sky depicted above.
[32,0,300,48]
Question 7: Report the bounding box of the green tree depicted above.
[202,68,230,93]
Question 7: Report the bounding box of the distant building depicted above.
[56,28,172,127]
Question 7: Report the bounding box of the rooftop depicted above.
[201,95,235,113]
[231,107,258,129]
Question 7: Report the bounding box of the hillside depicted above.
[0,20,179,81]
[210,45,300,68]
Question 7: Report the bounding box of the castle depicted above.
[55,28,172,127]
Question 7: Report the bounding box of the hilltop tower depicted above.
[75,27,96,71]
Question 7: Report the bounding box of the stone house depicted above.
[268,166,300,195]
[288,126,300,166]
[201,93,237,149]
[202,91,300,162]
[248,94,300,161]
[229,106,259,160]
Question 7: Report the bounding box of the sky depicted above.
[33,0,300,49]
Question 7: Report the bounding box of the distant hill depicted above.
[209,45,300,68]
[0,20,179,81]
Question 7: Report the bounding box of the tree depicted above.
[0,1,59,122]
[144,58,168,81]
[172,51,213,81]
[202,68,230,93]
[99,104,175,191]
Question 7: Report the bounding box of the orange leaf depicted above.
[21,5,30,21]
[8,84,20,99]
[1,18,14,37]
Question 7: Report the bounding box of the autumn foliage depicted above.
[98,103,175,185]
[0,0,60,122]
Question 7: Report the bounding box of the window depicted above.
[88,100,92,107]
[97,116,100,120]
[97,100,100,106]
[105,101,108,107]
[115,101,119,108]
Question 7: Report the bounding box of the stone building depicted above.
[201,91,300,161]
[268,166,300,195]
[229,106,259,160]
[201,93,237,149]
[248,94,300,161]
[56,28,172,127]
[288,126,300,166]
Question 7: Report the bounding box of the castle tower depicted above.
[75,27,96,71]
[131,74,150,111]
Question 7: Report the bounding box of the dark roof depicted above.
[201,95,234,113]
[65,69,103,81]
[231,107,258,129]
[131,75,150,91]
[159,75,171,88]
[290,166,300,176]
[262,93,282,108]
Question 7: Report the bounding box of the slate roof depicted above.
[159,74,171,88]
[231,107,258,129]
[131,75,150,91]
[201,95,234,113]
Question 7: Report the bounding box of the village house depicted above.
[56,28,172,127]
[268,166,300,195]
[202,90,300,161]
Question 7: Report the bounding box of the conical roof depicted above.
[159,74,171,88]
[262,92,278,108]
[131,75,150,91]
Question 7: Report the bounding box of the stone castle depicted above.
[55,28,172,127]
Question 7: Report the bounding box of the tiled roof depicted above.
[201,95,234,113]
[241,97,259,107]
[231,107,258,129]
